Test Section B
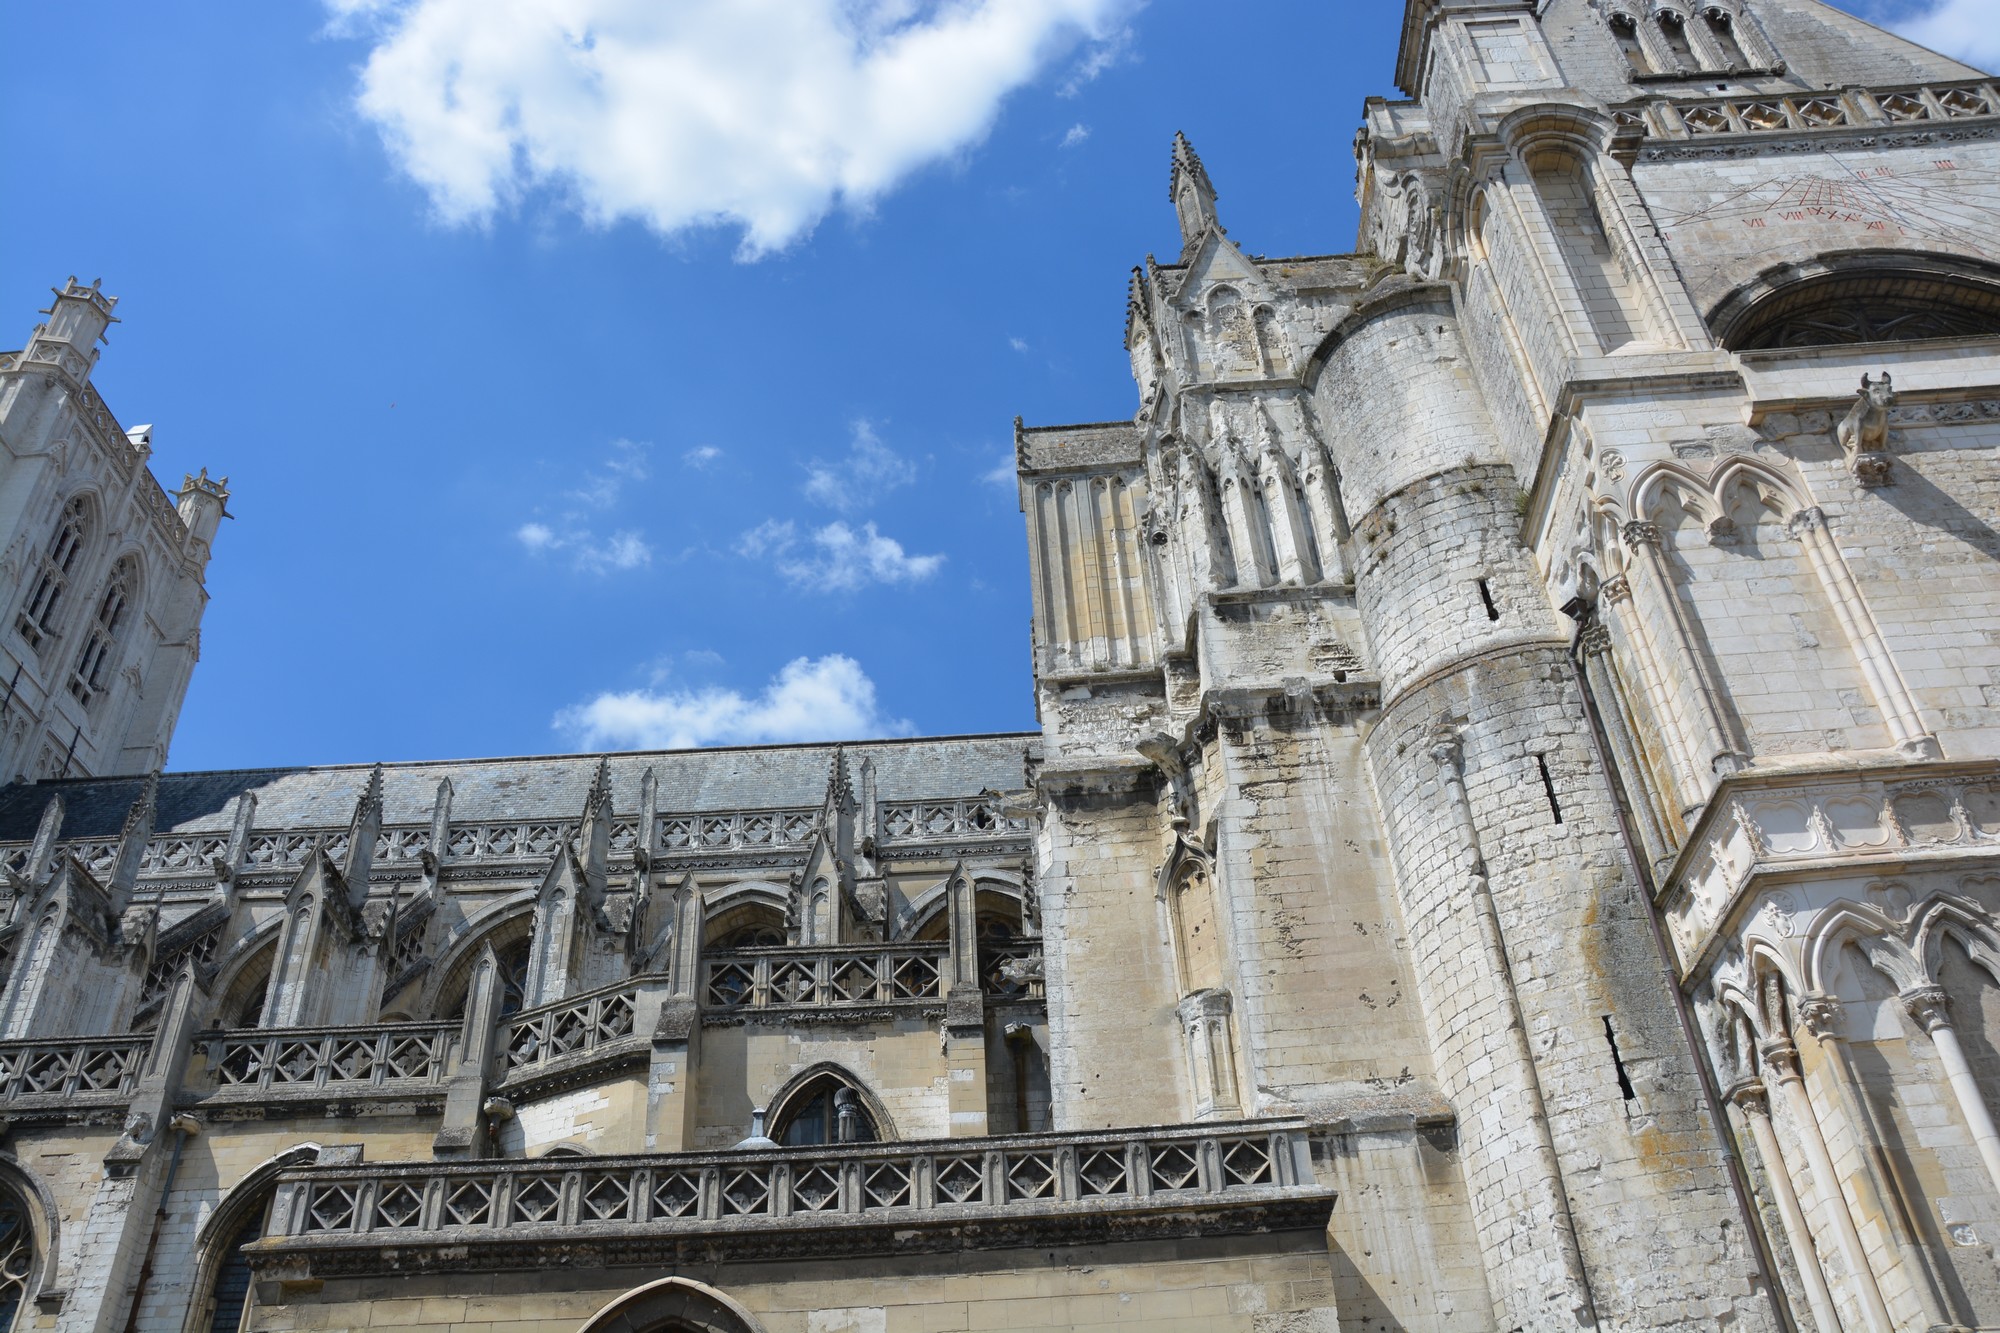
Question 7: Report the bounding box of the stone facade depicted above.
[0,1,1996,1330]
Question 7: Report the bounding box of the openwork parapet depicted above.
[256,1119,1332,1273]
[0,1035,148,1106]
[197,1023,458,1096]
[703,945,947,1012]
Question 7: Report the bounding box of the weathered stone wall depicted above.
[242,1232,1341,1333]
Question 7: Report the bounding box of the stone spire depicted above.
[1168,132,1220,257]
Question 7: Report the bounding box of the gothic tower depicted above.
[0,280,225,781]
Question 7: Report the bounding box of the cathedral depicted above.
[0,0,1997,1328]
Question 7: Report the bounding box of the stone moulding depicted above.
[251,1119,1331,1275]
[1656,756,2000,977]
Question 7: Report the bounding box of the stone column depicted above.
[944,870,989,1138]
[1798,995,1953,1328]
[434,944,503,1159]
[1621,521,1745,798]
[1729,1079,1844,1333]
[1598,574,1704,808]
[1901,985,2000,1204]
[1175,988,1241,1120]
[1787,507,1937,758]
[646,874,705,1152]
[1761,1037,1893,1332]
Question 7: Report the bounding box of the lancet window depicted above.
[68,556,135,710]
[15,499,87,657]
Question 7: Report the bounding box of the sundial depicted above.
[1655,148,2000,251]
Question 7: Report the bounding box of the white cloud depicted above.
[982,453,1017,487]
[518,520,653,572]
[803,419,916,511]
[1008,336,1030,352]
[328,0,1140,256]
[567,438,651,508]
[1060,123,1089,148]
[738,518,944,592]
[682,445,721,468]
[515,441,656,573]
[1887,0,2000,71]
[556,653,911,749]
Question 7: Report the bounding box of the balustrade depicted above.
[499,983,639,1075]
[703,945,948,1011]
[202,1024,457,1093]
[276,1120,1314,1242]
[880,797,1028,842]
[1633,78,1998,141]
[0,1035,149,1102]
[0,789,1037,891]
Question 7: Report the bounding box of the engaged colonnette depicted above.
[3,0,2000,1328]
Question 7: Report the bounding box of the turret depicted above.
[23,278,118,387]
[175,468,230,567]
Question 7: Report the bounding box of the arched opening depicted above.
[1528,146,1650,352]
[15,498,88,659]
[0,1187,31,1331]
[1702,6,1749,65]
[1717,266,2000,350]
[1608,13,1651,74]
[576,1276,764,1333]
[705,901,786,951]
[436,916,535,1020]
[68,555,136,710]
[217,941,276,1030]
[1657,10,1699,69]
[1170,862,1224,996]
[770,1070,882,1147]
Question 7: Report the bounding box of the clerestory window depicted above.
[15,499,87,657]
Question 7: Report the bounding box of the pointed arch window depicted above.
[773,1074,878,1147]
[0,1188,33,1331]
[204,1211,262,1333]
[69,556,135,710]
[16,499,87,657]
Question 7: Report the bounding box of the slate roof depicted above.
[0,734,1042,841]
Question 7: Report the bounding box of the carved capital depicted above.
[1621,520,1661,548]
[1797,994,1844,1042]
[1599,574,1632,606]
[1725,1079,1770,1118]
[1578,623,1614,658]
[1786,505,1828,537]
[1427,727,1464,772]
[1757,1038,1803,1085]
[1901,985,1953,1034]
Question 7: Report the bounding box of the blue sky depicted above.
[1,0,1984,772]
